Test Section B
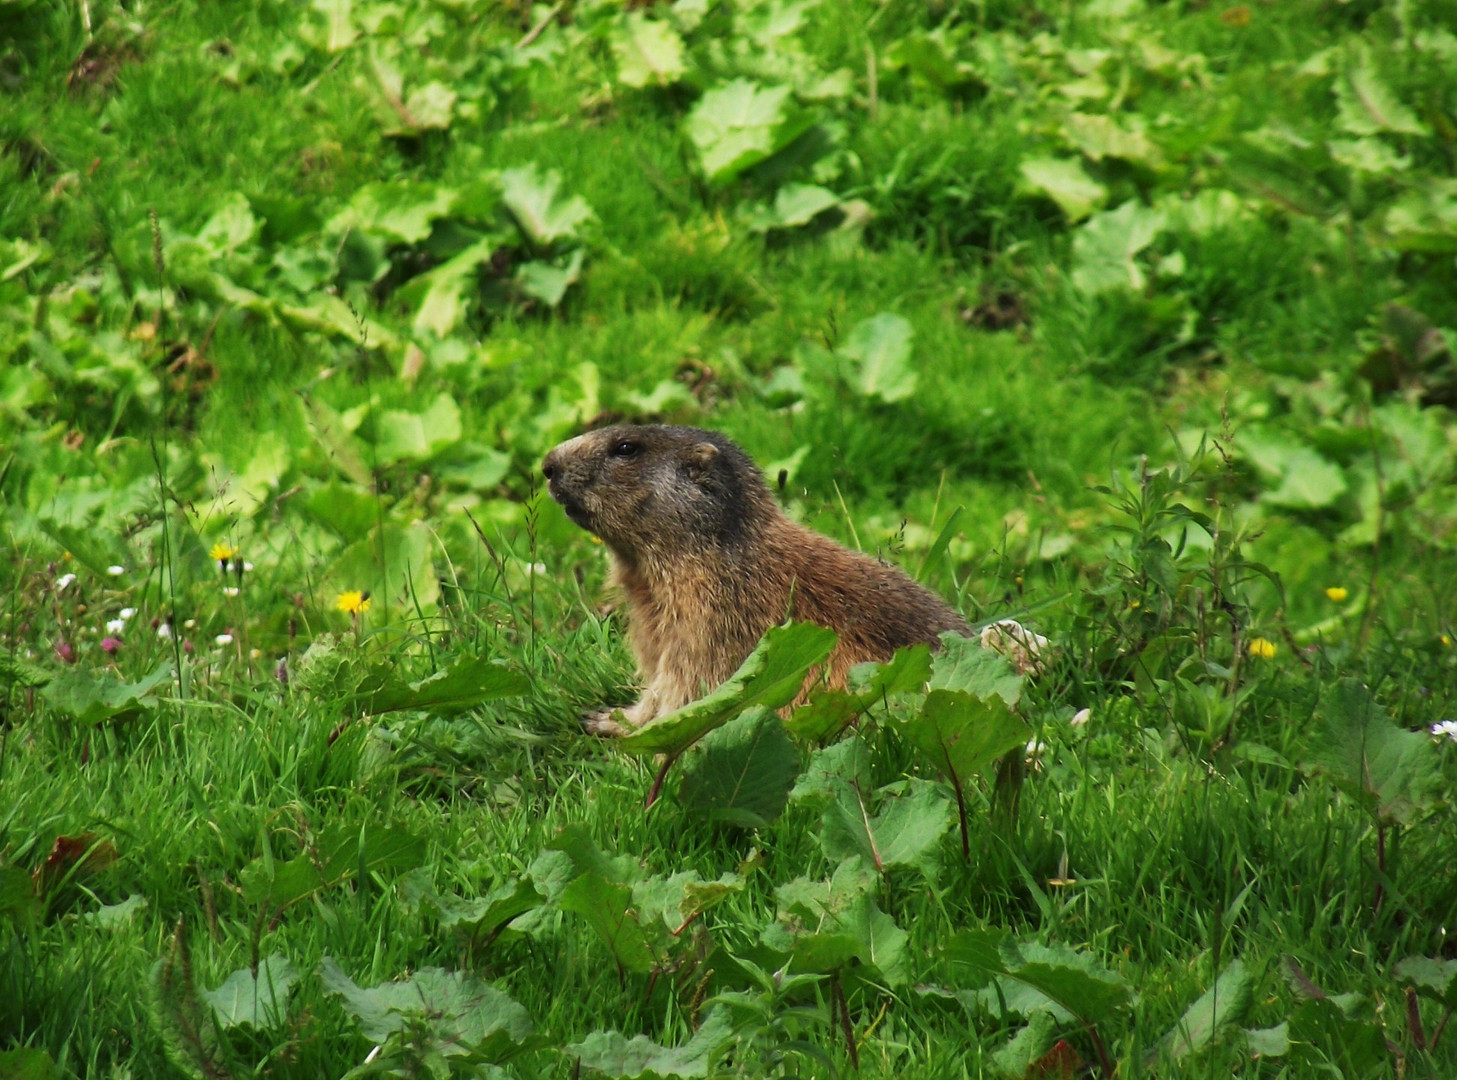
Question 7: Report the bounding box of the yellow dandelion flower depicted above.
[210,541,239,563]
[336,590,372,615]
[1248,637,1277,659]
[1325,586,1348,602]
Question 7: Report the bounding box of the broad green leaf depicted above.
[374,394,460,462]
[1394,956,1457,1008]
[791,736,873,803]
[303,395,372,485]
[559,874,659,974]
[310,0,357,52]
[546,824,641,884]
[1018,156,1107,222]
[82,893,148,928]
[1064,112,1163,169]
[840,312,916,402]
[631,870,744,933]
[0,866,41,929]
[517,248,584,307]
[766,886,910,986]
[38,518,130,578]
[615,622,837,756]
[1287,998,1389,1076]
[279,294,399,348]
[362,654,529,714]
[1071,200,1166,293]
[303,483,378,542]
[328,181,459,245]
[1335,43,1427,137]
[1302,680,1442,824]
[622,378,695,415]
[1328,137,1408,176]
[760,919,858,974]
[1239,429,1348,510]
[0,237,47,281]
[1243,1023,1290,1058]
[0,1049,59,1080]
[1158,188,1248,236]
[787,644,932,742]
[501,164,593,246]
[374,392,462,462]
[820,780,952,875]
[400,81,455,132]
[947,930,1133,1026]
[202,954,297,1030]
[684,79,811,185]
[1148,958,1254,1063]
[738,0,814,49]
[851,643,935,697]
[194,192,259,256]
[567,1005,734,1078]
[409,875,544,941]
[326,521,438,619]
[610,12,687,88]
[773,183,840,227]
[437,443,512,491]
[773,856,878,920]
[928,634,1023,704]
[1381,179,1457,254]
[677,707,799,827]
[837,891,911,986]
[522,851,577,922]
[990,1010,1060,1079]
[41,663,173,726]
[899,690,1029,787]
[886,27,978,90]
[240,823,426,913]
[207,428,291,519]
[399,238,494,338]
[320,959,535,1061]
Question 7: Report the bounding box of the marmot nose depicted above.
[542,455,558,481]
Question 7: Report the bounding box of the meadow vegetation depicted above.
[2,0,1457,1076]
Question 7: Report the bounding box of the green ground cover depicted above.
[3,0,1457,1076]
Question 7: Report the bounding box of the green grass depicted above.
[3,0,1457,1077]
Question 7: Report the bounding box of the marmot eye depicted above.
[610,440,639,459]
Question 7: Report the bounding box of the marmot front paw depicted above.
[581,708,633,738]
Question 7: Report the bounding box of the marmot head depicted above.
[542,425,773,562]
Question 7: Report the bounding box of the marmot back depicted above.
[543,425,969,733]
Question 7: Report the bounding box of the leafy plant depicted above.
[941,929,1133,1077]
[676,706,799,827]
[320,959,538,1077]
[1302,679,1444,917]
[614,622,835,806]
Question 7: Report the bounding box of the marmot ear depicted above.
[684,441,719,481]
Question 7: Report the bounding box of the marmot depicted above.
[543,425,970,734]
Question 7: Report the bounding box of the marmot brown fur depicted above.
[543,424,969,735]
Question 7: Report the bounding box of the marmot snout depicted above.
[544,424,970,734]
